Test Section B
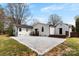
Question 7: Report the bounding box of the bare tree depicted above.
[0,5,5,21]
[48,14,62,26]
[5,3,30,25]
[32,18,40,25]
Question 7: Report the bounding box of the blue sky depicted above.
[1,3,79,25]
[29,3,79,25]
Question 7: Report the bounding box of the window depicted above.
[59,28,62,34]
[19,28,21,32]
[42,27,44,32]
[26,29,28,32]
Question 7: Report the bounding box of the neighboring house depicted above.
[13,22,72,37]
[13,24,33,36]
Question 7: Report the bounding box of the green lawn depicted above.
[0,35,36,56]
[63,38,79,56]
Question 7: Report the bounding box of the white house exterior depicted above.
[33,23,50,36]
[13,24,33,36]
[13,22,72,37]
[55,23,72,37]
[32,23,72,37]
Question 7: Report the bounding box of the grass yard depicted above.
[63,38,79,56]
[45,37,79,56]
[0,35,36,56]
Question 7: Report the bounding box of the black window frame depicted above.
[19,28,22,32]
[42,26,44,32]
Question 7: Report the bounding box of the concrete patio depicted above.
[11,36,66,55]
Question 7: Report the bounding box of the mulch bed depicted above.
[49,35,67,38]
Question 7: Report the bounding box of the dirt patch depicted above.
[44,42,72,56]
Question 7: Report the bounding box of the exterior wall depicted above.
[55,24,69,35]
[33,23,50,36]
[18,28,32,36]
[13,25,32,36]
[49,26,55,35]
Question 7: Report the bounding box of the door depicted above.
[35,29,39,36]
[59,28,62,34]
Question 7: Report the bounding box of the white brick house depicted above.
[13,24,33,36]
[13,22,72,37]
[32,23,72,37]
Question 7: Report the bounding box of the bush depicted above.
[7,25,14,36]
[75,16,79,32]
[49,35,67,38]
[0,21,4,34]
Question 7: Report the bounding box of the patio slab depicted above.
[11,36,66,55]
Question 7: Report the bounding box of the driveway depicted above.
[11,36,66,55]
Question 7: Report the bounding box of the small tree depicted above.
[0,21,4,34]
[75,16,79,32]
[7,25,13,36]
[72,25,75,32]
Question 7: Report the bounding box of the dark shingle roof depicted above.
[49,24,56,27]
[16,24,33,29]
